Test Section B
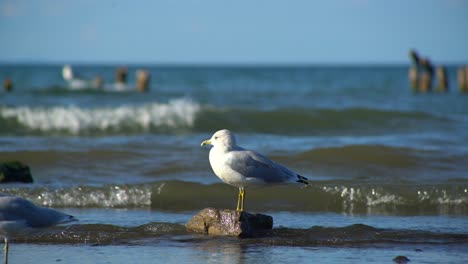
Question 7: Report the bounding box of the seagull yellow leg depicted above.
[240,187,245,212]
[236,188,241,211]
[236,187,245,212]
[4,237,8,264]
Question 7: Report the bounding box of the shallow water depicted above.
[8,209,468,264]
[10,243,468,264]
[1,64,467,263]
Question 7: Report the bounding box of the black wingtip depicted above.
[66,214,78,223]
[296,174,309,185]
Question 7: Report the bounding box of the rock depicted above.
[393,255,410,263]
[186,207,273,238]
[0,161,34,183]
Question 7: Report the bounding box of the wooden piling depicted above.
[408,50,421,93]
[419,72,432,93]
[418,58,433,93]
[465,67,468,93]
[435,66,448,93]
[408,49,420,66]
[459,67,468,93]
[136,70,150,92]
[116,67,128,84]
[3,78,13,92]
[408,66,419,92]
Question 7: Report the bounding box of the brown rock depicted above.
[393,255,410,263]
[186,208,273,237]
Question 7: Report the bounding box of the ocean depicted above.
[0,64,467,263]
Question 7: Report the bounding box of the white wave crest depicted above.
[3,185,153,208]
[1,98,201,134]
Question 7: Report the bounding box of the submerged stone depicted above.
[393,255,410,263]
[186,207,273,238]
[0,161,34,183]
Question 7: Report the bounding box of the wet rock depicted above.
[0,161,34,183]
[393,255,410,263]
[186,207,273,238]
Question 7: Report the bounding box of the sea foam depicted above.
[1,98,201,134]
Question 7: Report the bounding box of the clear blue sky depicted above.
[0,0,467,64]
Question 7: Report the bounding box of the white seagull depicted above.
[201,129,308,211]
[62,64,94,90]
[0,194,77,264]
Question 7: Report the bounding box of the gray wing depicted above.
[226,148,296,183]
[0,195,34,222]
[0,195,75,228]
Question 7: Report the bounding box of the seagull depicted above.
[0,194,77,264]
[62,65,103,90]
[201,129,308,212]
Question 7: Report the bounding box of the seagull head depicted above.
[201,129,237,149]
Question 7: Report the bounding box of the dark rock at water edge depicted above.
[186,208,273,238]
[393,255,410,263]
[0,161,34,183]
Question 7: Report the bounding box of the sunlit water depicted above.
[1,64,467,263]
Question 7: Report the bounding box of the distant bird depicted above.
[0,194,77,264]
[62,65,134,91]
[201,129,308,211]
[62,64,96,90]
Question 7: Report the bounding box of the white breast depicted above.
[209,148,245,188]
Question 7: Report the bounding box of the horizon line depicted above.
[1,60,467,67]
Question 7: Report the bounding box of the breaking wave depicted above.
[0,101,449,136]
[0,98,200,135]
[1,181,467,215]
[1,184,153,208]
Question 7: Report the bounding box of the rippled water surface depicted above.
[1,64,467,263]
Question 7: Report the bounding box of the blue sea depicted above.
[0,64,467,263]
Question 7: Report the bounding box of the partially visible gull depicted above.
[0,194,77,264]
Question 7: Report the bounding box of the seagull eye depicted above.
[214,136,218,140]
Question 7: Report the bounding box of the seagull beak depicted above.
[201,139,211,147]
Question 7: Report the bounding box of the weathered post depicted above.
[116,67,128,85]
[409,49,420,66]
[459,67,468,93]
[408,49,420,92]
[408,66,419,92]
[465,67,468,93]
[435,66,448,93]
[136,70,150,92]
[419,58,433,93]
[3,78,13,92]
[419,72,431,93]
